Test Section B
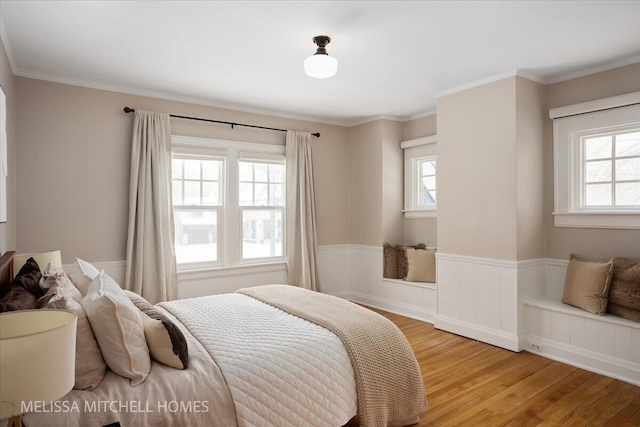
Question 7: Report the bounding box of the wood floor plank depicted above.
[357,306,640,427]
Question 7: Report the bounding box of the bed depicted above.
[0,252,426,427]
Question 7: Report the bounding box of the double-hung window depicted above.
[171,136,286,270]
[239,159,285,261]
[172,153,224,269]
[552,97,640,229]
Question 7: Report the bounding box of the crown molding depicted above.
[545,54,640,85]
[402,109,437,122]
[0,16,16,73]
[347,115,404,127]
[435,69,546,99]
[13,68,357,127]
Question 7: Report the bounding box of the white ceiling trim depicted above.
[403,109,437,122]
[13,68,356,127]
[0,17,16,73]
[545,55,640,85]
[348,115,403,127]
[435,69,546,99]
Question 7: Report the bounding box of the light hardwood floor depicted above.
[350,307,640,426]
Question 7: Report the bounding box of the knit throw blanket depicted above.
[237,285,427,427]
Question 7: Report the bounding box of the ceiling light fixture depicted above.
[304,35,338,79]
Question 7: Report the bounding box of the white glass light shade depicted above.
[304,54,338,79]
[0,310,77,419]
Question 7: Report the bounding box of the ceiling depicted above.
[1,1,639,126]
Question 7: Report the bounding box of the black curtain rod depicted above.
[123,107,320,138]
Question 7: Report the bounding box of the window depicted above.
[581,131,640,208]
[402,135,437,218]
[239,160,285,261]
[172,156,223,268]
[172,136,286,270]
[552,98,640,229]
[417,157,437,208]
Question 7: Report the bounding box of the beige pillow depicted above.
[562,255,614,315]
[68,258,100,296]
[82,273,151,386]
[124,290,189,370]
[405,248,436,283]
[38,270,106,390]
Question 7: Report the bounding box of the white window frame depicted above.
[402,135,437,219]
[552,96,640,229]
[172,135,286,271]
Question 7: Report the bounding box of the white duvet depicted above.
[162,293,358,427]
[21,294,357,427]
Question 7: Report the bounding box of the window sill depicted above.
[404,209,437,219]
[553,212,640,229]
[177,261,287,280]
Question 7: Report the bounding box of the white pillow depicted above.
[68,258,100,296]
[39,272,107,390]
[82,272,151,386]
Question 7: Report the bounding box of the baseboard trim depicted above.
[525,335,640,387]
[434,315,521,352]
[347,291,435,324]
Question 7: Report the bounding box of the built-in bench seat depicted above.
[382,277,436,290]
[525,297,640,330]
[523,296,640,386]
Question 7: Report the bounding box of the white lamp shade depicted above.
[0,310,77,418]
[13,250,62,277]
[304,54,338,79]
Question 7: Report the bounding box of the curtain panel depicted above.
[285,131,319,290]
[125,111,177,303]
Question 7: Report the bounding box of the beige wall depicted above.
[0,39,16,255]
[381,120,404,244]
[403,114,437,141]
[15,78,349,263]
[515,77,546,260]
[544,63,640,261]
[347,121,382,246]
[402,115,437,246]
[437,77,519,260]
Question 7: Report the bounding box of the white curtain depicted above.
[285,131,319,290]
[125,110,177,303]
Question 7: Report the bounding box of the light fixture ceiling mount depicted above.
[304,35,338,79]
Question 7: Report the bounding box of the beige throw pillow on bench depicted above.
[562,255,614,315]
[383,243,427,279]
[405,248,436,283]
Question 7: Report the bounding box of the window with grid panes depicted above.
[171,155,223,268]
[238,160,285,260]
[581,130,640,208]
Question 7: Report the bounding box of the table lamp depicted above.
[12,250,62,278]
[0,310,77,427]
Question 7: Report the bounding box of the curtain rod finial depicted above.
[312,132,320,137]
[124,107,135,114]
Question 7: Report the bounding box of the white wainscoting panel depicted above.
[348,245,436,323]
[317,245,350,297]
[177,262,288,299]
[525,299,640,386]
[544,258,569,301]
[435,253,545,352]
[522,257,640,386]
[63,260,126,287]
